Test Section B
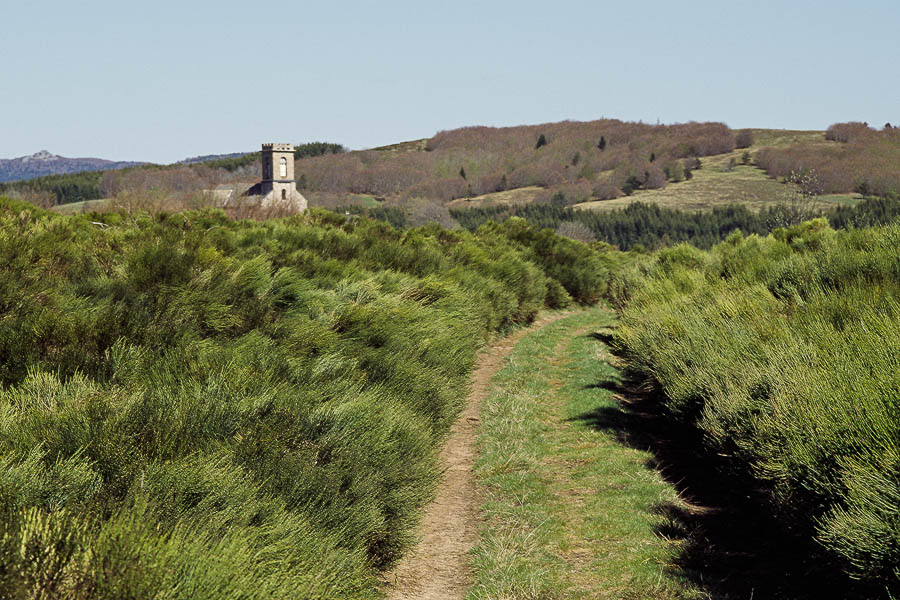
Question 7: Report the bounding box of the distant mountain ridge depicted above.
[0,150,144,183]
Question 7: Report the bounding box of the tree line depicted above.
[0,170,105,205]
[447,196,900,250]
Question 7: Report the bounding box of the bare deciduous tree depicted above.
[768,170,822,228]
[555,221,596,243]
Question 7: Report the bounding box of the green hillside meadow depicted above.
[0,198,607,598]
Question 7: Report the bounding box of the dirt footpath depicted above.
[384,313,569,600]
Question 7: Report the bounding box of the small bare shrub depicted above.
[552,181,593,205]
[644,165,668,189]
[667,161,686,182]
[768,170,822,228]
[735,129,754,148]
[405,198,460,228]
[555,221,596,243]
[591,179,622,200]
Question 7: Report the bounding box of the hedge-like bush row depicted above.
[0,199,604,599]
[614,220,899,592]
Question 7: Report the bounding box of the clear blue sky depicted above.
[3,0,898,163]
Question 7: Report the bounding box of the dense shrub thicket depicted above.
[0,198,606,599]
[756,123,900,197]
[449,196,900,250]
[613,221,900,592]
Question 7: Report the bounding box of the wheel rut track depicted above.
[383,312,571,600]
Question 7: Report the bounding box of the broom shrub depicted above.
[0,197,601,598]
[614,221,900,592]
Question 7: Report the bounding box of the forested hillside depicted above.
[0,171,107,206]
[0,197,607,598]
[14,120,736,209]
[298,120,735,202]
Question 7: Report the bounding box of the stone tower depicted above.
[258,143,307,211]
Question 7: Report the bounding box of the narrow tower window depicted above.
[280,157,287,179]
[282,189,287,200]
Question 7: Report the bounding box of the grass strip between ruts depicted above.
[469,308,704,600]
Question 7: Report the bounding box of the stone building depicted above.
[241,143,307,211]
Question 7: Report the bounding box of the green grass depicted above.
[49,198,109,214]
[575,162,794,213]
[368,139,429,153]
[816,192,865,206]
[746,129,825,148]
[447,186,546,209]
[469,308,703,599]
[304,192,387,212]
